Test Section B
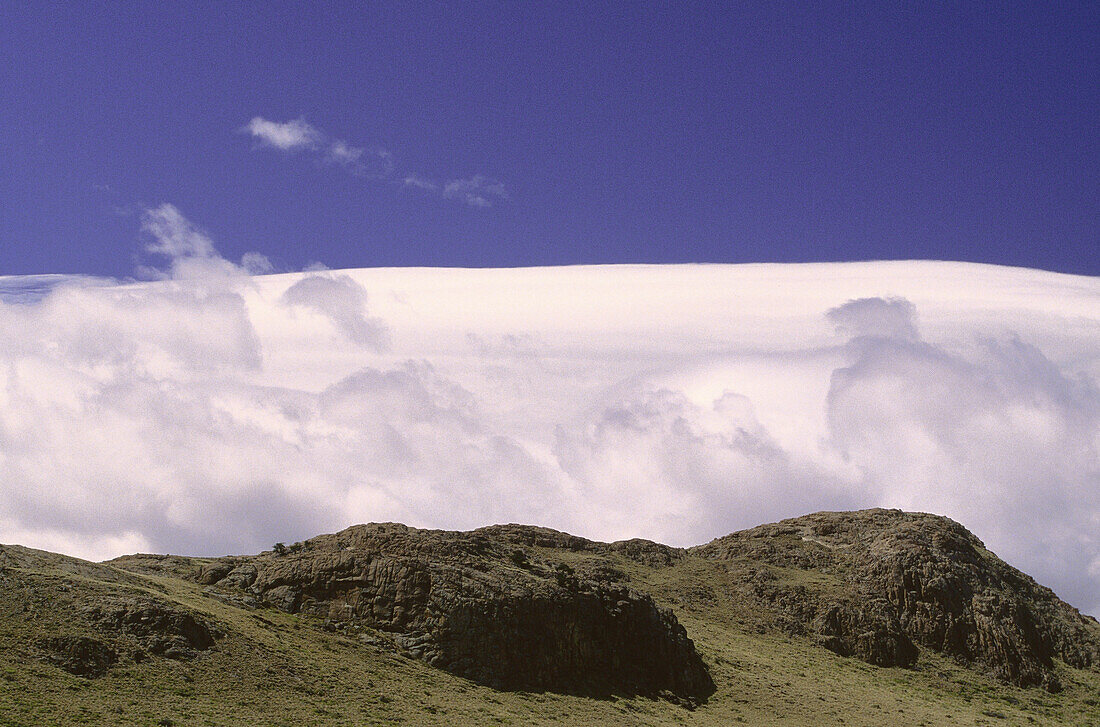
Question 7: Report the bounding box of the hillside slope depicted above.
[2,509,1100,726]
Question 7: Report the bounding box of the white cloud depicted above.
[142,203,218,260]
[823,300,1100,613]
[327,139,363,165]
[242,117,507,204]
[327,142,395,178]
[280,274,390,352]
[139,204,270,282]
[554,387,859,544]
[827,296,919,342]
[401,174,439,193]
[0,275,108,305]
[243,117,395,179]
[406,173,511,207]
[240,252,275,275]
[0,259,1097,616]
[243,117,323,151]
[443,175,508,208]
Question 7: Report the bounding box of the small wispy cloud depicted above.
[243,117,508,208]
[327,141,395,178]
[401,173,439,193]
[327,140,364,165]
[243,117,323,151]
[241,251,275,275]
[443,175,509,208]
[244,117,390,178]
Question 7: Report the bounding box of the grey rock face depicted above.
[813,597,918,667]
[201,523,715,702]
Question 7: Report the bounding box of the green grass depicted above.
[1,546,1100,726]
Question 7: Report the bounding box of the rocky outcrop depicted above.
[86,597,221,661]
[1,545,224,678]
[9,509,1100,701]
[37,636,116,678]
[696,509,1100,690]
[200,523,714,702]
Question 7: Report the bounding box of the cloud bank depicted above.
[1,222,1097,615]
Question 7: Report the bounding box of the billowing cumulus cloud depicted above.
[280,274,390,351]
[0,254,1097,617]
[824,299,1100,612]
[554,387,860,545]
[826,296,919,342]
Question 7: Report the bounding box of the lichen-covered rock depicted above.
[696,508,1100,690]
[202,523,714,701]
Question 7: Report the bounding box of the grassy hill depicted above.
[2,509,1100,726]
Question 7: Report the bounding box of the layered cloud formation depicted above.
[1,212,1097,614]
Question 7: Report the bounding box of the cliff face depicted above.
[197,523,715,702]
[695,509,1100,691]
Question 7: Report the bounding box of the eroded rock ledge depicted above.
[199,523,715,703]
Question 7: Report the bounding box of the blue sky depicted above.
[2,1,1097,277]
